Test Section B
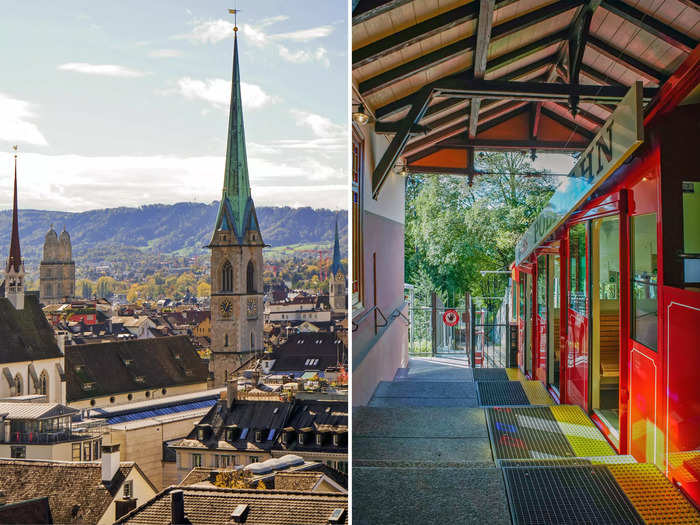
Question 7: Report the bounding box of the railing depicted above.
[352,305,388,334]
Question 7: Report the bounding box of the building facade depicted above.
[39,226,75,305]
[208,29,265,387]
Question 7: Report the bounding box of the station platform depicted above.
[353,356,700,525]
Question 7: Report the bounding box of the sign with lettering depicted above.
[515,82,643,265]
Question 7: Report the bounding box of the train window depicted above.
[568,223,587,315]
[631,214,658,350]
[682,182,700,284]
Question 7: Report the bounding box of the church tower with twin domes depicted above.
[208,21,265,387]
[40,225,75,305]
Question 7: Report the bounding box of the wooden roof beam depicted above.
[567,1,600,116]
[358,1,581,95]
[352,0,413,26]
[469,0,496,139]
[601,0,697,53]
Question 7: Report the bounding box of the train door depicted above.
[591,216,621,448]
[525,273,533,378]
[547,253,561,395]
[566,222,589,409]
[535,255,548,383]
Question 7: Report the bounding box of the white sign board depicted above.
[515,82,644,265]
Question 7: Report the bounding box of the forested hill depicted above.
[0,203,347,263]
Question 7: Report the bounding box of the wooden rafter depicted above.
[352,0,413,25]
[469,0,496,139]
[587,35,667,82]
[358,1,580,95]
[567,1,599,115]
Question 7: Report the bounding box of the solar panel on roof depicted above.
[104,399,217,425]
[240,428,249,439]
[267,428,276,441]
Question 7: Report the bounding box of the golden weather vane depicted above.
[228,8,240,32]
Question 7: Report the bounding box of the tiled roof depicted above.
[269,333,346,374]
[0,496,52,524]
[65,336,208,402]
[274,472,324,491]
[0,459,134,524]
[274,400,348,455]
[0,295,63,363]
[116,486,347,524]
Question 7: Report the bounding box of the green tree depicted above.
[95,276,117,299]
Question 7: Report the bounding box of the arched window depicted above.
[251,332,255,350]
[224,334,229,347]
[221,261,233,292]
[39,370,49,396]
[246,260,255,293]
[13,374,22,397]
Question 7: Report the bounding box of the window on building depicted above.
[72,443,81,461]
[13,374,22,397]
[192,454,202,468]
[123,481,133,499]
[255,431,262,442]
[247,260,256,293]
[83,441,91,461]
[631,213,658,350]
[11,446,26,459]
[352,127,364,310]
[333,434,340,447]
[316,433,323,446]
[298,433,305,445]
[39,370,49,396]
[224,334,229,347]
[250,456,259,463]
[222,261,233,292]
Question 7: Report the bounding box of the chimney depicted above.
[101,444,120,485]
[171,489,186,525]
[226,380,238,408]
[251,370,260,386]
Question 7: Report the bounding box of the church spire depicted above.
[7,149,22,274]
[331,214,342,276]
[213,23,253,240]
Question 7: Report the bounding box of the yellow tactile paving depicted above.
[667,451,700,485]
[521,380,554,406]
[506,368,527,381]
[608,463,700,524]
[550,405,617,457]
[587,455,637,465]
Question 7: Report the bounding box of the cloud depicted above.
[270,25,333,42]
[278,46,329,67]
[0,152,346,211]
[57,62,146,77]
[176,19,234,44]
[148,48,183,58]
[172,77,278,109]
[0,93,48,146]
[290,109,345,138]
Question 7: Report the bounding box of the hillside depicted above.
[0,202,347,265]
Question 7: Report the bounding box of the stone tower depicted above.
[4,152,25,310]
[208,28,265,387]
[328,216,346,313]
[40,225,75,304]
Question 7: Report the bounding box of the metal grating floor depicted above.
[487,407,575,460]
[473,368,510,381]
[498,458,592,468]
[478,381,531,406]
[503,465,644,525]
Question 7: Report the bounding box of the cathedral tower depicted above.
[328,216,346,313]
[5,151,25,310]
[208,25,265,387]
[40,225,76,305]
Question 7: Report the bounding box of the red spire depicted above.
[7,153,22,273]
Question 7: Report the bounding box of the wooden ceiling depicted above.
[352,0,700,196]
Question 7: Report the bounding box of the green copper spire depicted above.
[331,214,342,276]
[214,31,253,239]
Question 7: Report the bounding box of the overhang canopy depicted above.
[352,0,700,197]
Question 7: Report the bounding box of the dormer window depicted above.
[316,433,323,446]
[298,433,305,445]
[197,428,205,441]
[255,430,263,442]
[333,434,339,447]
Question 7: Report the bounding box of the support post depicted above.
[431,292,437,357]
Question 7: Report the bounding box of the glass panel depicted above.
[569,223,587,315]
[549,255,561,391]
[682,181,700,283]
[352,131,363,307]
[631,214,658,350]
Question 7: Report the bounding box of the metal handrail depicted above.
[352,305,387,334]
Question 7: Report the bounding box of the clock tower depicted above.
[208,24,265,387]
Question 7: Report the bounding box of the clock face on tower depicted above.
[219,299,233,318]
[247,298,258,319]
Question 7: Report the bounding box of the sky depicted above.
[0,0,348,212]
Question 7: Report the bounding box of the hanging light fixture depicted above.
[352,104,371,125]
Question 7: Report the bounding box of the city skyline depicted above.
[0,1,348,212]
